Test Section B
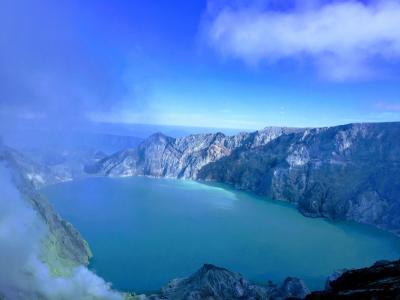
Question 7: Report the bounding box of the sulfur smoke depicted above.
[0,165,123,300]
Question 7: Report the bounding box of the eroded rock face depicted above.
[86,127,303,180]
[146,264,309,300]
[89,122,400,234]
[198,122,400,234]
[271,277,311,299]
[306,259,400,299]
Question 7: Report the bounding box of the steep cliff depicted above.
[85,127,302,179]
[88,122,400,235]
[199,122,400,234]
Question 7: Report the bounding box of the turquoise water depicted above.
[42,177,400,293]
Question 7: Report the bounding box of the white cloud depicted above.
[204,0,400,80]
[0,165,123,300]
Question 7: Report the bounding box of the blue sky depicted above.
[1,0,400,130]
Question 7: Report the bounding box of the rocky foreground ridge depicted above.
[306,259,400,299]
[142,264,310,300]
[87,122,400,235]
[134,259,400,300]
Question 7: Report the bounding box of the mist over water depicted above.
[43,176,400,293]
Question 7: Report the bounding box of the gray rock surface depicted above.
[85,127,302,179]
[146,264,309,300]
[199,122,400,234]
[88,122,400,235]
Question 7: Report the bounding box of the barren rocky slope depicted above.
[139,260,400,300]
[199,122,400,234]
[85,127,302,179]
[144,264,310,300]
[306,259,400,299]
[88,122,400,234]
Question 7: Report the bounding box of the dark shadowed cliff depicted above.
[198,123,400,234]
[306,259,400,299]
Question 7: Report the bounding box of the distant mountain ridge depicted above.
[85,127,303,179]
[87,122,400,235]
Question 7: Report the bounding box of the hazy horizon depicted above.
[1,0,400,134]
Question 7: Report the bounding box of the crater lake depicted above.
[42,177,400,293]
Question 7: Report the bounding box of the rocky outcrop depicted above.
[142,259,400,300]
[145,264,309,300]
[85,127,303,179]
[87,122,400,235]
[198,122,400,234]
[306,259,400,299]
[0,144,92,273]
